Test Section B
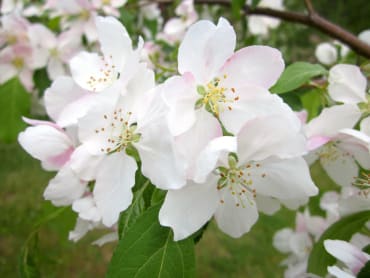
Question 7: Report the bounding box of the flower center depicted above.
[196,75,239,117]
[216,156,267,207]
[86,54,118,92]
[95,109,140,153]
[12,57,24,69]
[316,142,350,163]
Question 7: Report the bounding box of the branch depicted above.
[154,0,370,59]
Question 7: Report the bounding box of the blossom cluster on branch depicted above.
[1,0,370,277]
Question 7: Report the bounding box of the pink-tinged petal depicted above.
[44,164,87,206]
[47,147,74,169]
[304,104,361,138]
[69,51,116,92]
[194,136,236,183]
[175,109,222,181]
[327,266,355,278]
[22,117,63,130]
[28,23,57,49]
[296,110,308,124]
[45,76,94,127]
[178,18,236,83]
[18,125,74,170]
[237,115,306,164]
[159,177,219,241]
[69,144,104,180]
[93,152,137,227]
[96,16,132,73]
[219,45,284,89]
[328,64,367,104]
[255,195,281,215]
[215,189,259,238]
[162,74,198,136]
[320,146,358,187]
[324,240,370,275]
[251,157,318,199]
[220,85,296,135]
[307,135,331,151]
[135,92,186,190]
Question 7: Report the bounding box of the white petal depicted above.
[18,125,74,170]
[135,94,186,190]
[69,217,98,242]
[69,144,104,180]
[320,146,359,187]
[194,136,236,183]
[273,228,294,253]
[220,86,295,134]
[215,189,259,237]
[219,45,284,89]
[92,232,118,246]
[72,196,101,222]
[44,76,93,127]
[252,157,318,199]
[93,152,137,227]
[360,116,370,137]
[44,164,87,206]
[159,177,219,241]
[255,195,281,215]
[324,240,370,274]
[237,115,306,163]
[175,109,223,181]
[178,18,236,83]
[304,104,361,138]
[96,16,132,73]
[328,64,367,104]
[69,51,116,92]
[327,266,355,278]
[359,30,370,45]
[162,74,198,136]
[47,57,66,80]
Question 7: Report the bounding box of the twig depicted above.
[152,0,370,59]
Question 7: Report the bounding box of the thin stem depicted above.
[304,0,315,15]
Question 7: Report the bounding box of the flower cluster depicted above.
[18,15,319,244]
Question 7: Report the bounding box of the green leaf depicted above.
[270,62,327,94]
[33,69,51,96]
[300,88,325,120]
[231,0,245,20]
[118,180,150,239]
[108,205,195,278]
[358,261,370,278]
[307,210,370,276]
[0,78,31,143]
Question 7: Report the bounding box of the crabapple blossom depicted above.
[162,17,286,136]
[159,114,317,240]
[359,29,370,45]
[70,16,141,92]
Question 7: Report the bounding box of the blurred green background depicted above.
[1,0,370,277]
